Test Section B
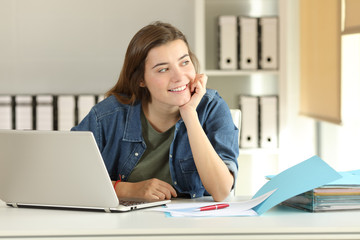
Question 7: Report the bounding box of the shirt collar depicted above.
[122,101,186,141]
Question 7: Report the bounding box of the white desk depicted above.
[1,198,360,240]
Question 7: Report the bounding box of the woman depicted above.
[72,21,239,202]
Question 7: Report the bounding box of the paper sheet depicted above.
[149,190,275,217]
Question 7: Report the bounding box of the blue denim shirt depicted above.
[72,89,239,198]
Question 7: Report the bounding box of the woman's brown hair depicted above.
[105,21,199,105]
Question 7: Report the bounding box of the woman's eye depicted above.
[182,60,190,66]
[158,68,168,73]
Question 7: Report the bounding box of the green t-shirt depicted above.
[127,109,175,185]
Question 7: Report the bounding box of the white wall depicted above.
[0,0,195,95]
[320,34,360,171]
[281,1,360,172]
[278,0,317,171]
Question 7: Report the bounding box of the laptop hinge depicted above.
[104,208,111,213]
[11,203,18,208]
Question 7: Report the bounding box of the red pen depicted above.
[195,203,230,211]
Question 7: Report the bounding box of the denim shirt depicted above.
[71,89,239,198]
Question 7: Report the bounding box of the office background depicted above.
[0,0,358,195]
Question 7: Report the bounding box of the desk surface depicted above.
[1,198,360,240]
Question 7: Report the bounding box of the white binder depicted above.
[259,96,278,148]
[58,95,75,131]
[239,96,259,148]
[259,17,278,69]
[36,95,53,130]
[78,95,96,123]
[218,15,237,70]
[15,96,33,130]
[0,96,12,130]
[238,17,258,70]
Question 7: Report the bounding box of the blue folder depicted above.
[251,155,342,215]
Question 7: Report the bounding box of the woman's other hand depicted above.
[113,178,177,201]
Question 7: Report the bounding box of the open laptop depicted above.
[0,130,170,212]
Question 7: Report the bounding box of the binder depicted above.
[218,15,237,70]
[0,96,12,130]
[15,96,33,130]
[78,95,96,123]
[259,96,278,148]
[238,17,258,70]
[58,95,75,131]
[239,95,259,148]
[259,17,278,69]
[36,95,53,130]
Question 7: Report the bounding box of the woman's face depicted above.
[142,39,196,108]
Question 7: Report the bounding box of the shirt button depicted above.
[169,154,172,158]
[134,152,139,156]
[192,193,196,198]
[122,175,125,179]
[174,181,177,185]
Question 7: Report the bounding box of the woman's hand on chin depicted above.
[179,74,207,119]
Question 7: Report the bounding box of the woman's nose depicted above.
[170,67,183,82]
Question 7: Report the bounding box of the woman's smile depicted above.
[168,84,188,92]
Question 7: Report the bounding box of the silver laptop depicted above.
[0,130,170,212]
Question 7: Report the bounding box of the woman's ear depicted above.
[139,79,146,87]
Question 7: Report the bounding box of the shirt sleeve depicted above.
[199,91,240,186]
[71,108,103,152]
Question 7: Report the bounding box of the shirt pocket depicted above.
[179,157,197,173]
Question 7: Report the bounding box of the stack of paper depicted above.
[278,170,360,212]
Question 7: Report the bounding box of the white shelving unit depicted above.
[194,0,280,105]
[193,0,285,196]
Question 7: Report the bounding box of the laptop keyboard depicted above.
[118,199,147,206]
